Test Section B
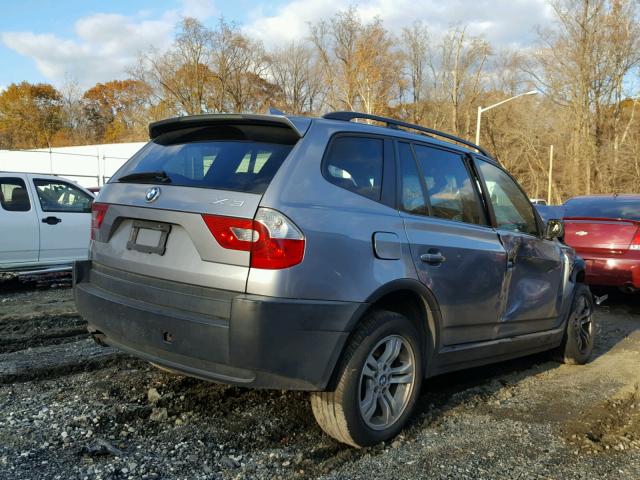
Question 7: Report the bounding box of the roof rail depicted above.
[322,111,492,158]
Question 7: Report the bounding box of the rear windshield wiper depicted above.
[117,171,172,184]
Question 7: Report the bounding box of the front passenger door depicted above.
[475,158,565,338]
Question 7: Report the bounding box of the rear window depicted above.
[564,197,640,220]
[111,126,296,194]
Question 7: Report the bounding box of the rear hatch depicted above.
[563,196,640,256]
[91,115,307,291]
[564,218,639,254]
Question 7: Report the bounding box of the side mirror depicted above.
[544,219,564,240]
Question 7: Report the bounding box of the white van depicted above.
[0,172,94,272]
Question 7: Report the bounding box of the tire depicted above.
[556,283,596,365]
[310,310,424,448]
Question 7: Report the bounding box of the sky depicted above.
[0,0,555,90]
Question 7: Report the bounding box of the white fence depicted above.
[0,142,146,188]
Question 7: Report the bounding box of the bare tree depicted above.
[268,42,325,114]
[352,19,403,114]
[133,18,215,116]
[310,8,361,111]
[210,18,274,113]
[310,8,402,115]
[529,0,640,195]
[436,26,491,136]
[415,26,491,136]
[401,22,430,123]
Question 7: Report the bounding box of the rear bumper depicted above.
[580,255,640,288]
[73,261,364,390]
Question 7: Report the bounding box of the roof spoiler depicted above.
[148,114,312,139]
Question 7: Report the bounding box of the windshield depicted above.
[564,197,640,221]
[111,126,296,194]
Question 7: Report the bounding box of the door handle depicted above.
[42,216,62,225]
[420,252,446,265]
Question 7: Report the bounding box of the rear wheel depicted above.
[310,310,423,447]
[557,284,595,364]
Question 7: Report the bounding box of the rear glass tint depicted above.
[564,197,640,220]
[111,125,296,194]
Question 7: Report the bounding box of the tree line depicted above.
[0,0,638,202]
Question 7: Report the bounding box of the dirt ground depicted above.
[0,280,639,480]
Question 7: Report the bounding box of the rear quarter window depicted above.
[322,136,384,202]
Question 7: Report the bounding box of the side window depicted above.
[413,145,486,225]
[398,142,428,215]
[0,178,31,212]
[33,180,93,213]
[477,160,538,235]
[323,136,383,201]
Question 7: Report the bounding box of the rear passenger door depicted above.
[30,178,93,264]
[0,176,39,267]
[398,143,508,346]
[474,158,564,337]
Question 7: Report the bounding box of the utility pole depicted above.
[48,143,53,174]
[475,106,482,147]
[547,145,554,205]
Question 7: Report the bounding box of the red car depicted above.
[563,194,640,292]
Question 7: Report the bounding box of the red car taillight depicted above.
[91,202,109,240]
[202,208,305,269]
[631,228,640,251]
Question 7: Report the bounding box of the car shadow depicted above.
[412,350,556,421]
[409,288,640,426]
[590,287,640,360]
[591,286,640,314]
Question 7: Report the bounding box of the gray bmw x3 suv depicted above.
[74,111,594,447]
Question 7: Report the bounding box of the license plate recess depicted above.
[126,220,171,255]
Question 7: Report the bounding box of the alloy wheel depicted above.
[358,335,417,431]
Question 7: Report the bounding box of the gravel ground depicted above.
[0,279,639,480]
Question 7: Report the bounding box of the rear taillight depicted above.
[91,202,109,240]
[631,228,640,250]
[202,208,305,269]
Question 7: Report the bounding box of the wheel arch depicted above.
[332,279,442,386]
[571,256,586,284]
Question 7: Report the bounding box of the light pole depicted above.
[475,90,538,146]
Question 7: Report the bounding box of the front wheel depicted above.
[557,283,596,364]
[310,310,423,447]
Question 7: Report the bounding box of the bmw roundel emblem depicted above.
[145,186,161,203]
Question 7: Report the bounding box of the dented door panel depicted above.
[402,214,508,346]
[496,232,565,338]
